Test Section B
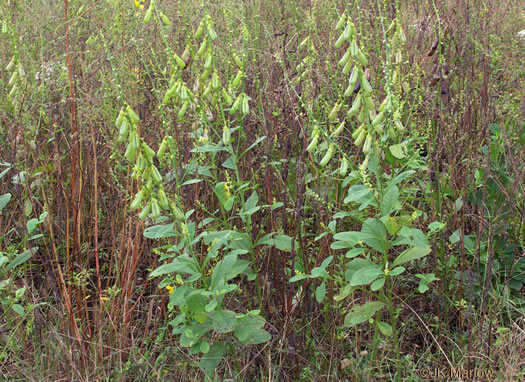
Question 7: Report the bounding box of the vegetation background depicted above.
[0,0,523,380]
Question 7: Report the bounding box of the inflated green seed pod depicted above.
[200,67,211,82]
[360,155,370,171]
[339,158,349,176]
[328,102,341,121]
[202,83,212,99]
[8,70,17,87]
[338,48,351,67]
[334,32,345,49]
[361,77,373,95]
[18,64,25,78]
[5,56,15,71]
[357,50,368,67]
[362,134,372,154]
[130,189,145,211]
[125,141,137,163]
[118,118,130,142]
[143,4,153,23]
[372,111,384,127]
[204,54,213,69]
[231,95,241,113]
[197,39,207,58]
[232,70,243,88]
[2,21,7,34]
[354,129,366,147]
[232,52,243,69]
[320,144,335,166]
[180,85,189,101]
[222,125,231,145]
[364,95,375,111]
[160,12,172,26]
[241,96,250,116]
[178,101,189,118]
[158,188,169,208]
[352,123,365,139]
[350,39,359,58]
[342,60,352,75]
[194,20,205,39]
[388,126,397,139]
[211,72,221,90]
[163,84,177,103]
[136,154,145,171]
[174,53,186,69]
[344,23,352,41]
[126,106,140,123]
[151,165,162,183]
[306,134,319,153]
[335,13,346,30]
[157,137,168,158]
[8,84,17,97]
[150,200,161,218]
[348,94,362,116]
[208,27,218,41]
[143,142,156,162]
[394,119,405,132]
[221,88,233,105]
[358,106,367,123]
[171,203,185,220]
[331,121,345,137]
[138,203,151,220]
[115,109,125,127]
[131,132,140,149]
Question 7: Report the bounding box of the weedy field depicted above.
[0,0,524,381]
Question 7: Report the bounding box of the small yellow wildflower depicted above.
[166,285,174,294]
[134,0,139,7]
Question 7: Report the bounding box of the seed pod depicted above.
[194,20,205,39]
[358,106,367,123]
[394,119,405,132]
[221,88,233,104]
[174,53,186,69]
[359,155,370,171]
[320,144,335,167]
[348,94,362,116]
[126,106,140,123]
[352,124,365,139]
[204,54,213,69]
[8,84,17,97]
[348,65,359,87]
[208,26,218,41]
[338,48,351,67]
[130,189,145,211]
[197,40,207,58]
[157,137,168,158]
[171,203,185,220]
[357,50,368,67]
[180,85,189,101]
[232,53,243,69]
[158,188,170,208]
[1,21,7,34]
[160,12,172,26]
[138,203,151,220]
[231,95,241,113]
[362,134,372,154]
[342,60,352,75]
[339,158,349,176]
[222,125,231,145]
[306,135,319,153]
[125,141,137,163]
[131,132,140,150]
[334,32,345,49]
[151,165,162,183]
[354,129,366,147]
[8,70,17,87]
[200,67,211,82]
[350,39,359,58]
[331,121,345,137]
[18,64,25,77]
[328,102,341,121]
[143,142,156,162]
[364,95,375,111]
[163,84,177,103]
[118,118,130,142]
[136,154,145,171]
[335,13,346,30]
[373,122,384,135]
[344,23,352,41]
[201,83,212,99]
[388,126,397,139]
[211,72,221,90]
[178,101,189,118]
[232,70,243,88]
[372,111,384,127]
[241,95,250,116]
[5,56,15,71]
[143,4,153,23]
[115,109,125,127]
[361,77,373,95]
[150,200,161,218]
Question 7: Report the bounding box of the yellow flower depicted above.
[165,285,174,294]
[134,0,139,7]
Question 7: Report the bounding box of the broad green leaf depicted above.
[255,233,274,246]
[350,266,383,286]
[392,246,431,267]
[345,258,375,282]
[333,231,361,244]
[361,218,387,255]
[334,283,354,301]
[289,274,311,282]
[370,277,385,291]
[315,281,326,303]
[199,342,226,378]
[240,136,266,158]
[187,292,207,315]
[143,224,179,239]
[389,143,407,159]
[346,248,365,258]
[26,218,39,235]
[222,155,238,170]
[200,341,210,354]
[388,266,405,276]
[12,304,24,316]
[273,234,292,252]
[381,185,399,217]
[181,178,202,186]
[0,193,11,213]
[6,248,37,271]
[211,253,238,291]
[344,185,373,205]
[377,321,392,336]
[205,300,218,313]
[344,301,385,326]
[428,221,445,234]
[24,199,32,217]
[210,310,237,333]
[150,255,200,278]
[234,315,270,345]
